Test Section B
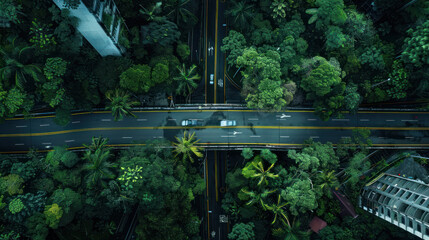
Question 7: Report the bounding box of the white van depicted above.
[210,74,214,84]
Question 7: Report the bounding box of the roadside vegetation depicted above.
[0,0,200,125]
[224,133,420,240]
[0,136,204,239]
[222,0,429,118]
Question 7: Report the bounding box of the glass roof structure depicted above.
[360,173,429,240]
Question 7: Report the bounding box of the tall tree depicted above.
[221,30,247,67]
[240,188,276,209]
[83,136,110,152]
[242,157,279,186]
[172,131,204,164]
[0,38,41,90]
[165,0,197,26]
[105,89,139,121]
[402,20,429,68]
[263,194,290,225]
[226,0,254,31]
[174,64,200,103]
[272,220,310,240]
[386,60,409,99]
[82,148,116,189]
[119,64,152,94]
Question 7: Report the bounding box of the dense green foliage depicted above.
[220,0,428,117]
[223,134,419,239]
[0,137,204,239]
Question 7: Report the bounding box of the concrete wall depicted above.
[52,0,122,56]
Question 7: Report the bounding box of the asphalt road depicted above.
[1,109,428,240]
[1,109,428,152]
[204,150,229,240]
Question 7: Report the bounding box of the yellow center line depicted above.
[5,110,429,121]
[205,156,210,239]
[205,0,208,104]
[215,150,218,202]
[224,52,226,103]
[214,0,219,104]
[1,125,429,137]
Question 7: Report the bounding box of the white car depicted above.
[210,74,214,84]
[220,120,236,126]
[181,119,203,126]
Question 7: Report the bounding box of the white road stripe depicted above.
[250,135,260,138]
[360,119,369,121]
[122,137,133,139]
[280,136,290,138]
[16,125,27,128]
[101,119,111,122]
[152,136,163,138]
[307,119,317,121]
[386,120,395,122]
[137,119,147,121]
[40,124,50,127]
[248,118,259,121]
[65,140,75,142]
[401,120,418,122]
[168,119,176,121]
[14,143,24,146]
[341,136,351,138]
[42,143,52,145]
[71,121,80,124]
[310,136,319,138]
[332,119,350,121]
[276,119,287,121]
[221,135,236,138]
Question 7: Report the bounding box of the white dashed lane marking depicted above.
[40,124,50,127]
[360,119,369,122]
[65,140,75,143]
[14,143,24,146]
[101,119,111,122]
[16,125,27,128]
[72,121,80,124]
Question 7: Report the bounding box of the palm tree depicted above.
[316,170,339,196]
[105,89,139,121]
[174,64,200,103]
[272,218,310,240]
[244,158,279,186]
[83,136,110,152]
[82,148,116,189]
[140,2,163,22]
[225,0,254,31]
[166,0,197,26]
[241,188,276,210]
[0,37,41,90]
[173,131,204,164]
[263,194,290,225]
